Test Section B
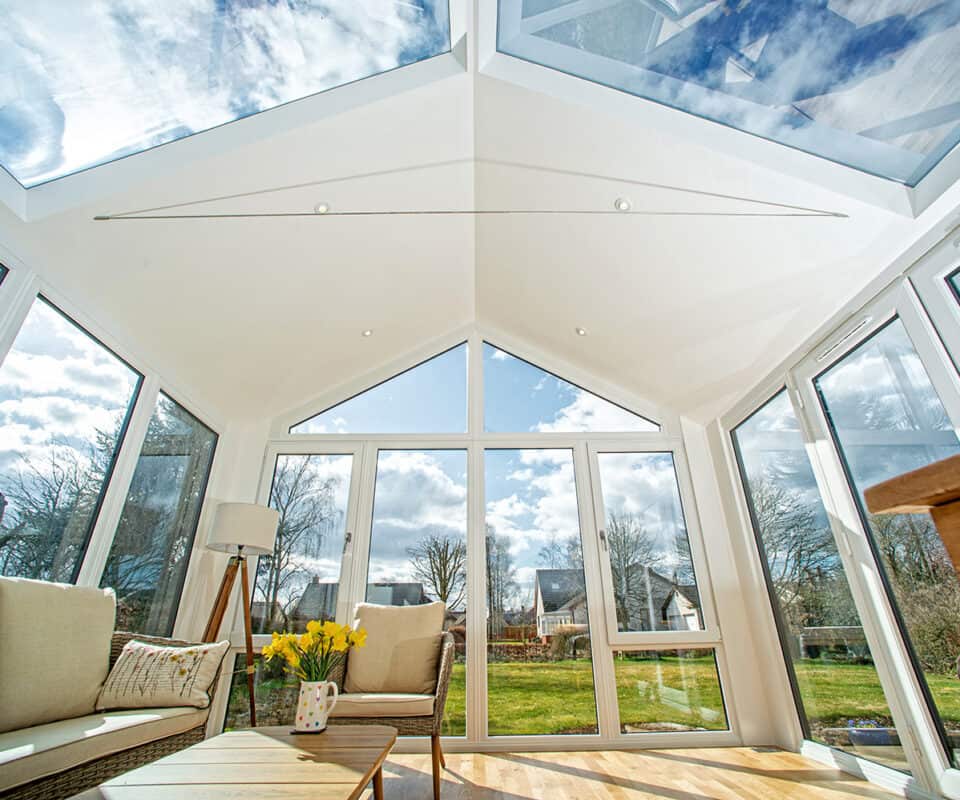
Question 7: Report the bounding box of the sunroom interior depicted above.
[2,2,960,799]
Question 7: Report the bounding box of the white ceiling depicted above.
[1,35,958,426]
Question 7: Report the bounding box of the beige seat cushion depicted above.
[330,693,435,718]
[0,577,116,733]
[0,707,207,793]
[345,602,445,695]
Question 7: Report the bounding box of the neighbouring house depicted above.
[365,581,431,607]
[291,577,338,627]
[290,578,433,628]
[615,567,702,633]
[534,569,589,640]
[250,599,283,632]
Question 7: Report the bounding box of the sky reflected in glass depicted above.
[499,1,960,185]
[0,1,450,186]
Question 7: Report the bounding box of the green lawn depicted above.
[229,656,960,739]
[793,660,960,730]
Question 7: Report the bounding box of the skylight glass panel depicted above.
[498,1,960,185]
[0,1,451,187]
[483,343,658,432]
[291,343,467,434]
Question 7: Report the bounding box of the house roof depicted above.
[535,569,586,613]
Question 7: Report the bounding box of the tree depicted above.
[605,510,662,629]
[485,525,516,637]
[407,531,466,609]
[0,437,111,582]
[538,534,583,571]
[256,456,340,632]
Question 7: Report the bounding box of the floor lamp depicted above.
[202,502,279,728]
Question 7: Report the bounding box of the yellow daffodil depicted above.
[349,629,367,648]
[261,619,367,682]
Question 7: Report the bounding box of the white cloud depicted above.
[0,1,449,184]
[535,390,657,433]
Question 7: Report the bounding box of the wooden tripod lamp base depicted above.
[202,503,280,730]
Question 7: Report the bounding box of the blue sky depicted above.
[294,342,658,434]
[0,1,450,186]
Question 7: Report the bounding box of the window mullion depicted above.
[0,269,39,367]
[75,375,160,586]
[574,441,619,740]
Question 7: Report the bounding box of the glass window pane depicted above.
[483,343,658,432]
[499,1,960,185]
[485,448,598,736]
[614,649,727,734]
[595,452,702,633]
[252,454,352,634]
[0,2,451,187]
[947,267,960,304]
[100,393,216,636]
[733,389,909,772]
[0,264,7,286]
[0,297,140,582]
[291,344,467,434]
[815,318,960,766]
[367,449,467,737]
[223,653,298,731]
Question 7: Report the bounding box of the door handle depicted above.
[599,529,608,550]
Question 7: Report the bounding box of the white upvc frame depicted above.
[0,245,226,636]
[716,274,960,798]
[584,439,722,648]
[235,327,734,752]
[791,282,960,797]
[910,232,960,372]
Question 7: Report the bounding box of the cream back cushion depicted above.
[96,640,230,711]
[345,602,445,695]
[0,577,116,733]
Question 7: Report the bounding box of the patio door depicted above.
[793,282,960,793]
[585,443,729,736]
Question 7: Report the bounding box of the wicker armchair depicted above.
[3,632,224,800]
[327,631,455,800]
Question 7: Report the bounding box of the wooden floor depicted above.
[381,748,898,799]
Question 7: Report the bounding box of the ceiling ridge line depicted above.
[476,158,847,217]
[103,158,477,217]
[93,209,843,221]
[99,158,847,220]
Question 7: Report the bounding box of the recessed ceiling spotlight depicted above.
[614,197,631,212]
[314,202,330,214]
[575,327,587,336]
[362,329,373,337]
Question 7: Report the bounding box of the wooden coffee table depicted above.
[72,724,397,800]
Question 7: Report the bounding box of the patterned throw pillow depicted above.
[96,640,230,711]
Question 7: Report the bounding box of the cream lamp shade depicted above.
[206,502,279,556]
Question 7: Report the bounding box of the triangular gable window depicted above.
[290,343,467,434]
[483,343,658,432]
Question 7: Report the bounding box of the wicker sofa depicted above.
[0,578,224,800]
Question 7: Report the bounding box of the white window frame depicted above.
[235,327,735,752]
[718,269,960,799]
[0,246,225,639]
[585,439,721,648]
[910,232,960,371]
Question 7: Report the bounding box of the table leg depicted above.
[373,766,384,800]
